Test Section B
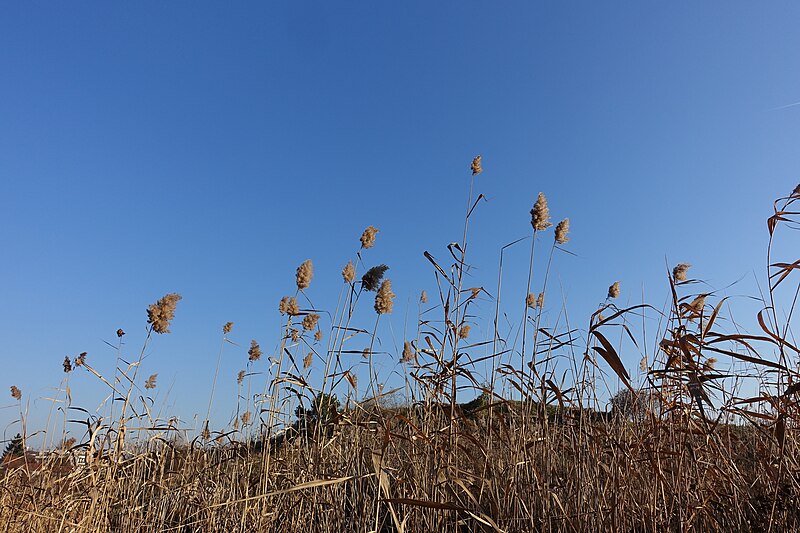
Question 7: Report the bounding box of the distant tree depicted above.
[610,389,656,421]
[2,434,24,461]
[296,393,340,425]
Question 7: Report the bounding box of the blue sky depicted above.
[2,2,800,444]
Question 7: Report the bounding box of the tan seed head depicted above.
[673,263,691,282]
[471,155,482,176]
[147,293,182,334]
[342,260,356,283]
[555,218,570,244]
[296,260,314,290]
[530,192,552,231]
[375,279,396,314]
[248,340,262,362]
[608,281,621,299]
[360,226,379,249]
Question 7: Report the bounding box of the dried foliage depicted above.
[6,168,800,533]
[146,293,182,334]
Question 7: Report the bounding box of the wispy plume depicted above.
[375,279,396,314]
[296,260,314,290]
[555,218,570,244]
[530,192,552,231]
[147,293,182,334]
[360,226,379,249]
[471,155,482,176]
[248,340,262,362]
[673,263,691,282]
[362,265,389,292]
[608,281,621,299]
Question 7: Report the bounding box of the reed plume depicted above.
[374,279,396,314]
[10,385,21,400]
[63,356,72,373]
[362,264,389,291]
[248,340,262,362]
[401,341,415,363]
[223,322,233,334]
[74,352,87,367]
[147,293,182,334]
[144,374,158,390]
[296,260,314,290]
[471,155,482,175]
[555,218,570,244]
[237,370,245,385]
[608,281,621,299]
[420,290,428,304]
[302,313,320,331]
[360,226,379,249]
[530,192,552,231]
[342,260,356,283]
[673,263,691,282]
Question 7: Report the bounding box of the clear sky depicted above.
[3,2,800,445]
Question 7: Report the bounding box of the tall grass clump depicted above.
[3,165,800,532]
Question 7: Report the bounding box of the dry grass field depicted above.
[3,159,800,532]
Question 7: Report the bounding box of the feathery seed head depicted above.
[147,293,182,334]
[342,260,356,283]
[241,411,251,426]
[248,340,262,362]
[536,292,545,308]
[145,374,158,390]
[302,313,320,331]
[555,218,570,244]
[420,290,428,304]
[10,386,21,400]
[345,371,358,389]
[673,263,691,282]
[530,192,552,231]
[360,226,379,249]
[362,264,389,292]
[458,325,471,339]
[296,260,314,290]
[688,295,706,313]
[793,184,800,197]
[375,279,396,314]
[362,348,371,359]
[201,422,210,441]
[116,328,125,338]
[74,352,87,367]
[314,330,323,342]
[63,356,72,373]
[279,296,300,316]
[237,370,245,385]
[401,341,414,363]
[526,293,536,308]
[471,155,482,176]
[291,329,300,342]
[303,352,313,369]
[223,322,233,335]
[608,281,621,299]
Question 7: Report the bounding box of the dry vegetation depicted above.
[3,161,800,532]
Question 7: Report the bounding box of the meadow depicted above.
[3,157,800,532]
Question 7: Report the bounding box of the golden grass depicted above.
[3,164,800,532]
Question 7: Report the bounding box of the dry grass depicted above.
[3,162,800,532]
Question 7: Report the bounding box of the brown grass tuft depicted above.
[147,293,182,334]
[144,374,157,390]
[362,264,389,292]
[360,226,379,249]
[471,155,482,175]
[374,279,395,314]
[302,313,320,331]
[530,192,552,231]
[673,263,691,281]
[248,340,262,362]
[608,281,621,299]
[342,260,356,283]
[296,260,314,290]
[555,218,570,244]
